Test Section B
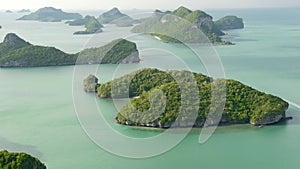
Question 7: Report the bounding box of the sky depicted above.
[1,0,300,10]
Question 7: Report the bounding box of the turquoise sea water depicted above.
[0,8,300,169]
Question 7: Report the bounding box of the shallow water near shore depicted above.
[0,8,300,169]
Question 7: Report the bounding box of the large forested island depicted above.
[0,33,140,67]
[85,68,289,128]
[132,6,244,44]
[17,7,82,22]
[0,150,46,169]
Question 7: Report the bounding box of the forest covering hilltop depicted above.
[132,6,244,44]
[85,68,289,128]
[0,33,140,67]
[17,7,82,22]
[0,150,46,169]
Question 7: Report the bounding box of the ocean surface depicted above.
[0,8,300,169]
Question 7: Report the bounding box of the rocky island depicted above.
[66,15,103,34]
[0,33,140,67]
[132,6,244,44]
[86,68,289,128]
[0,150,46,169]
[84,74,100,92]
[98,7,136,27]
[215,16,244,30]
[17,7,82,22]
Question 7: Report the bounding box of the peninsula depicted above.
[0,33,140,67]
[17,7,82,22]
[86,68,289,128]
[132,6,244,44]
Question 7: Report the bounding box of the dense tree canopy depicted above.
[0,150,46,169]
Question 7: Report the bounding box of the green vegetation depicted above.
[132,6,242,44]
[97,8,135,27]
[0,150,46,169]
[0,33,140,67]
[215,16,244,30]
[91,68,289,127]
[17,7,82,22]
[67,16,103,35]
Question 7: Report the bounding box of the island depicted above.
[17,7,82,22]
[215,16,244,30]
[84,74,100,92]
[131,6,244,44]
[97,7,136,27]
[66,15,103,35]
[17,9,31,13]
[0,150,46,169]
[5,10,13,13]
[85,68,289,128]
[0,33,140,67]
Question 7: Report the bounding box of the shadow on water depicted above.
[0,137,43,160]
